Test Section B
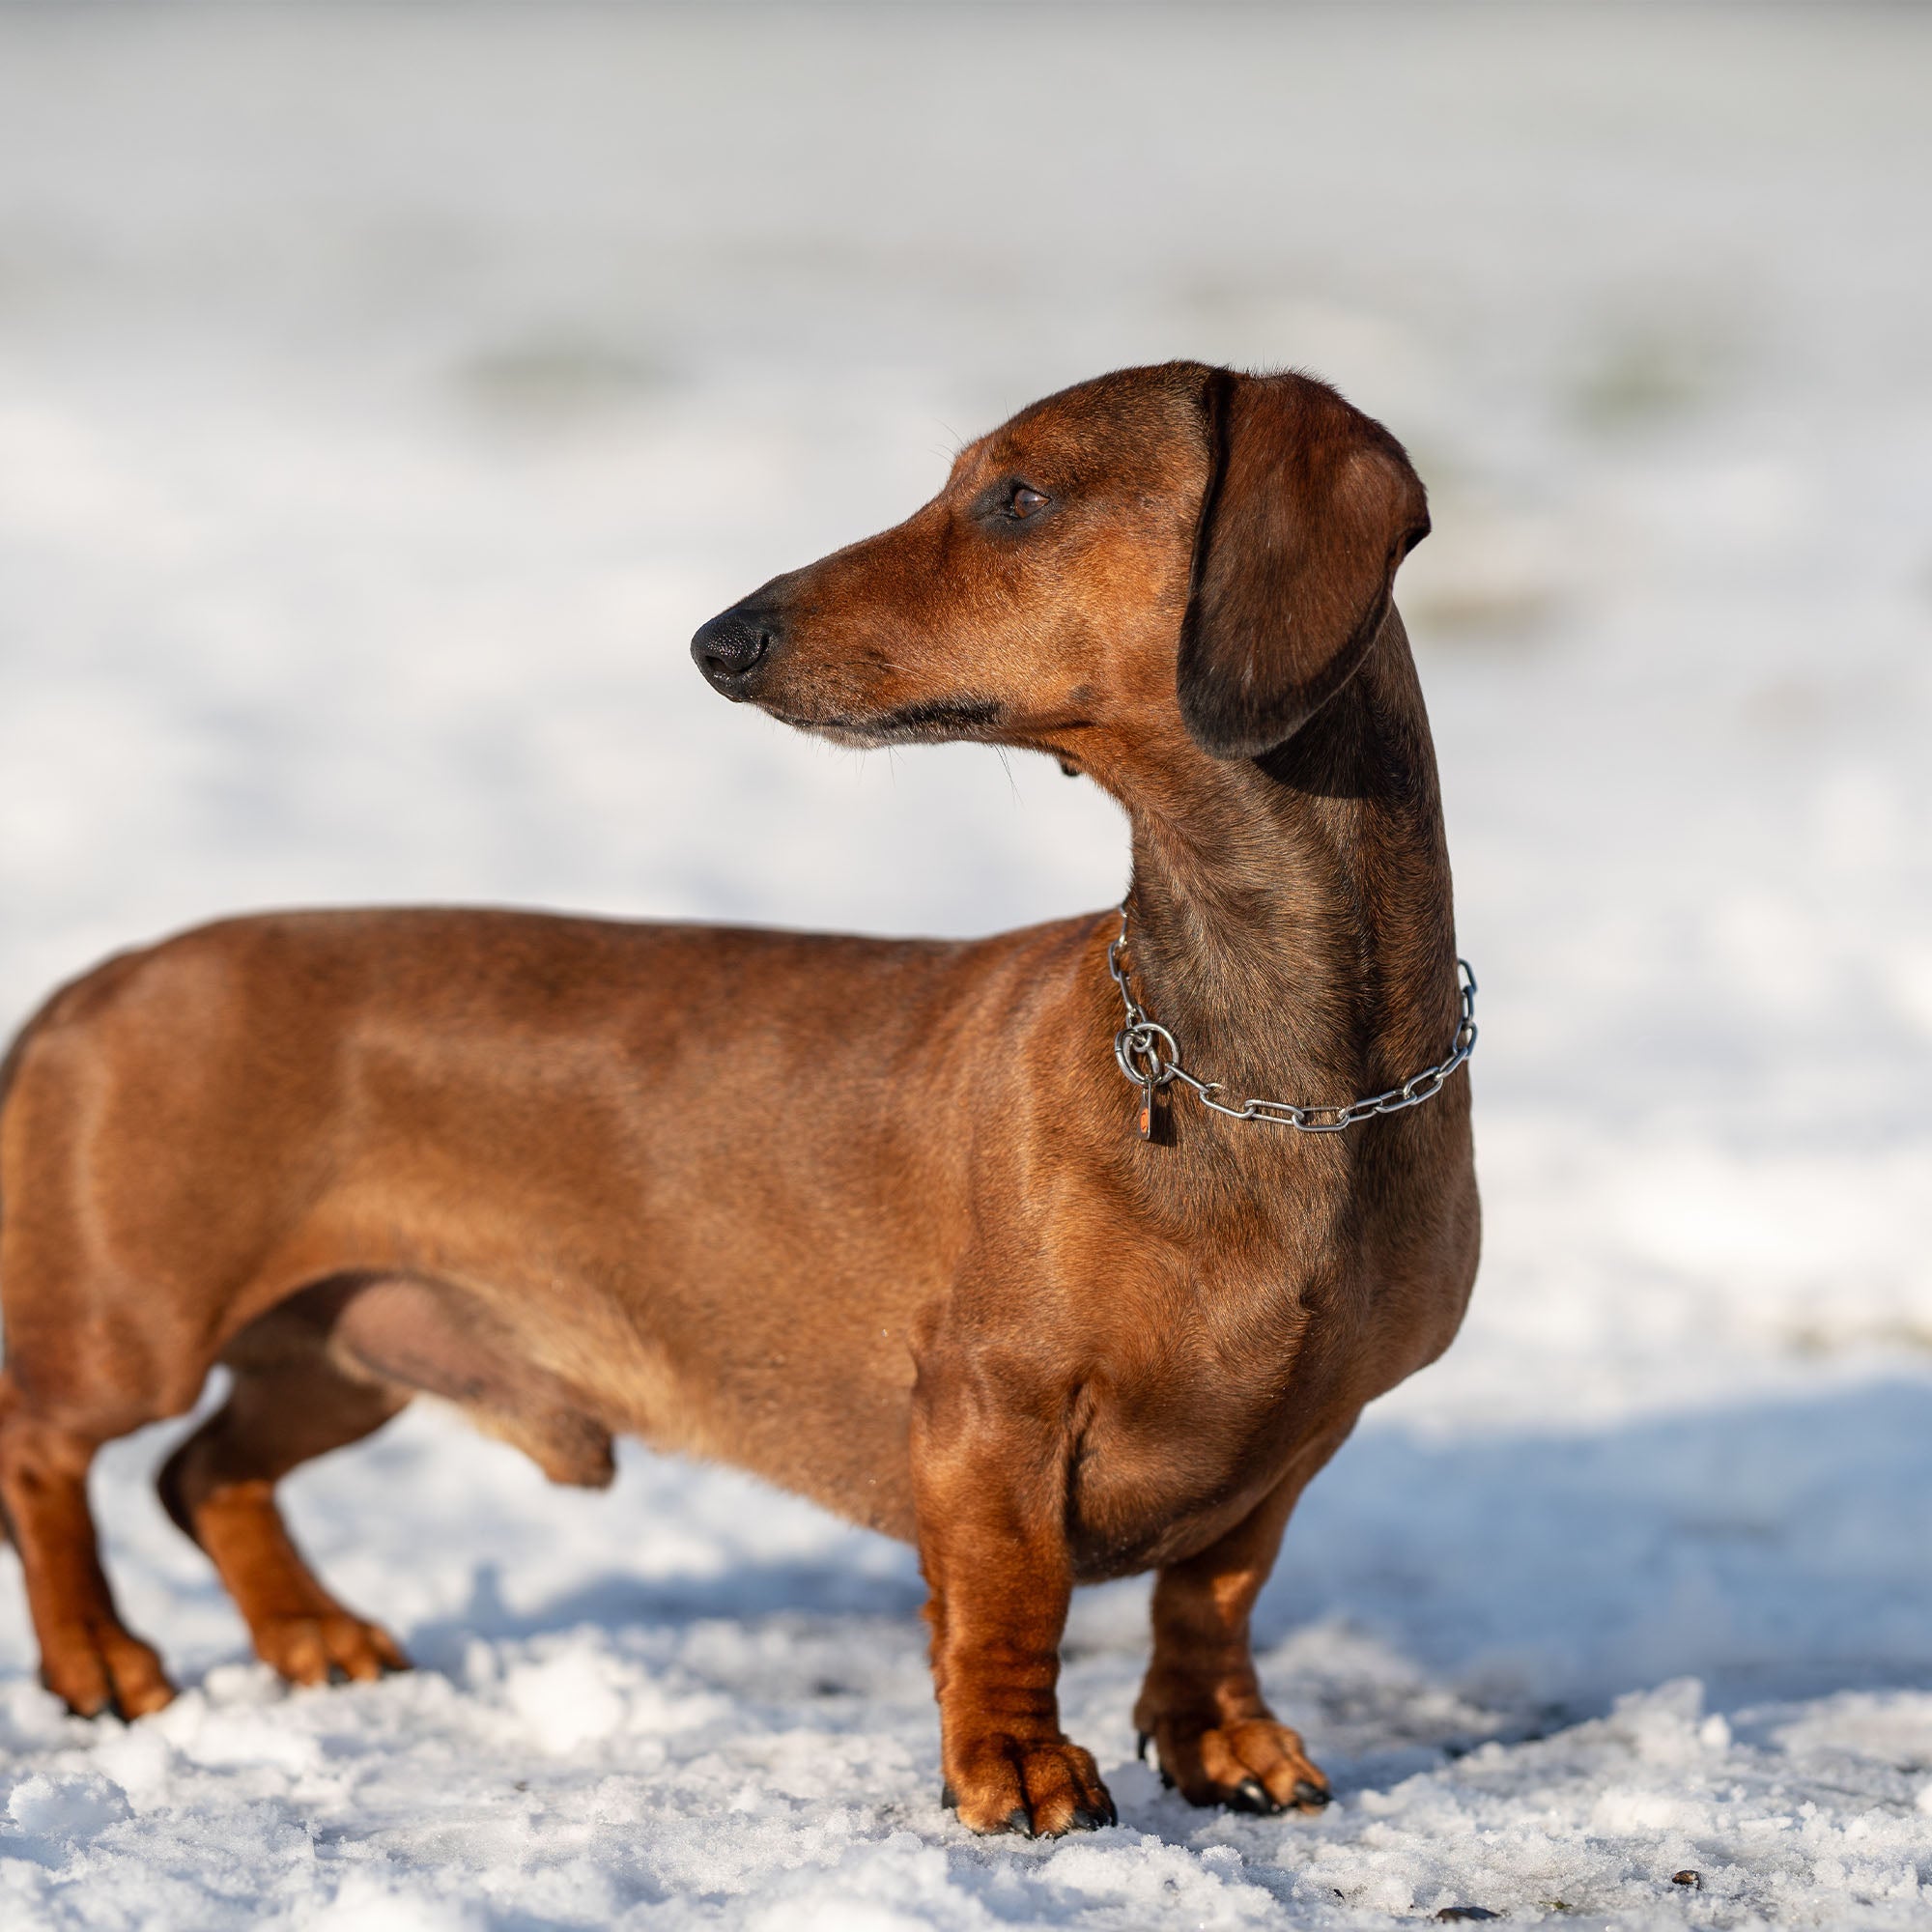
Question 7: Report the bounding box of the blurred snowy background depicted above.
[1,7,1929,1927]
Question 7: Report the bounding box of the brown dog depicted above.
[0,361,1477,1836]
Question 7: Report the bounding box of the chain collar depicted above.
[1107,901,1477,1138]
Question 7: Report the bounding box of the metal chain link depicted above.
[1107,903,1477,1135]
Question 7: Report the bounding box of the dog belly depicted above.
[278,1206,928,1528]
[270,1252,924,1537]
[323,1276,618,1489]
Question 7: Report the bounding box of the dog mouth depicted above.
[759,696,1008,748]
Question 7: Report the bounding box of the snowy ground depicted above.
[2,6,1931,1926]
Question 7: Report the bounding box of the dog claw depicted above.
[108,1687,169,1722]
[42,1634,176,1722]
[1139,1715,1329,1818]
[251,1609,407,1689]
[943,1737,1111,1835]
[1136,1729,1152,1765]
[940,1780,959,1811]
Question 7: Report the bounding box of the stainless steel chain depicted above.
[1107,903,1477,1136]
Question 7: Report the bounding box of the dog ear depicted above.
[1177,368,1431,758]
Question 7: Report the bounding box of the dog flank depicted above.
[0,361,1475,1834]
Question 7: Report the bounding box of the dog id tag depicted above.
[1138,1072,1173,1146]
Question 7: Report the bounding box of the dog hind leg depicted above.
[0,1371,177,1718]
[158,1297,410,1688]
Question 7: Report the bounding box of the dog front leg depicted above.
[912,1385,1115,1837]
[1133,1454,1341,1815]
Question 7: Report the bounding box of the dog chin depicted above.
[759,698,1005,749]
[758,706,896,748]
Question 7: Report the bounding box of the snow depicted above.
[2,5,1930,1925]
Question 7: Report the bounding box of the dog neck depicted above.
[1113,612,1460,1117]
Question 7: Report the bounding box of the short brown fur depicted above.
[0,361,1476,1835]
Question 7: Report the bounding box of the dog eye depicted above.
[970,477,1053,527]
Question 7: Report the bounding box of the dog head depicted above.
[691,362,1428,782]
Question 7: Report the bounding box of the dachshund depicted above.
[0,360,1477,1836]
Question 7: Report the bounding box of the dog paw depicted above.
[42,1621,176,1720]
[251,1610,409,1688]
[942,1735,1118,1836]
[1139,1715,1330,1815]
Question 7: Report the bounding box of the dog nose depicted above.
[691,605,777,694]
